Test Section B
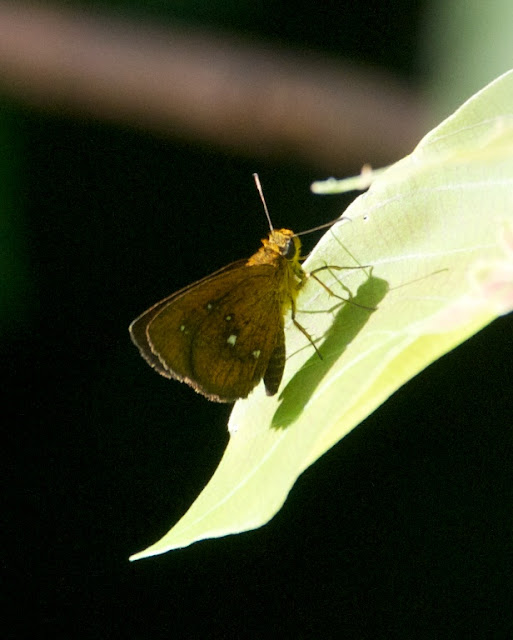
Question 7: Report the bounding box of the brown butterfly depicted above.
[129,176,348,402]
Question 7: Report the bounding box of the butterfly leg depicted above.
[289,294,323,360]
[309,266,376,311]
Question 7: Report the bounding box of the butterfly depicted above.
[129,176,350,402]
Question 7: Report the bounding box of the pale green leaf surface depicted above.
[130,70,513,560]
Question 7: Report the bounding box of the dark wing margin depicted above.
[129,296,177,377]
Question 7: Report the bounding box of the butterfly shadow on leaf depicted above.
[271,272,389,429]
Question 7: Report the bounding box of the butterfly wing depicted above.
[129,261,247,378]
[130,261,287,402]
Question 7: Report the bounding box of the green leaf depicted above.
[130,70,513,560]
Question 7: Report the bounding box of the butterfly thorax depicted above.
[246,228,305,312]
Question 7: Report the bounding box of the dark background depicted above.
[3,1,512,637]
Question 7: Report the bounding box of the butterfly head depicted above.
[266,229,301,262]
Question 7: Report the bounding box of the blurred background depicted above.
[2,1,512,637]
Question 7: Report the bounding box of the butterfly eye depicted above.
[283,238,297,260]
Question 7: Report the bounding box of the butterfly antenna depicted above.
[253,173,273,232]
[294,216,350,237]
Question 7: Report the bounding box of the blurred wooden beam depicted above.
[0,2,429,170]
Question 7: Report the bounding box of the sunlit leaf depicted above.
[131,70,513,560]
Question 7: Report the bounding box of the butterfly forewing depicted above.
[133,262,288,402]
[129,260,247,379]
